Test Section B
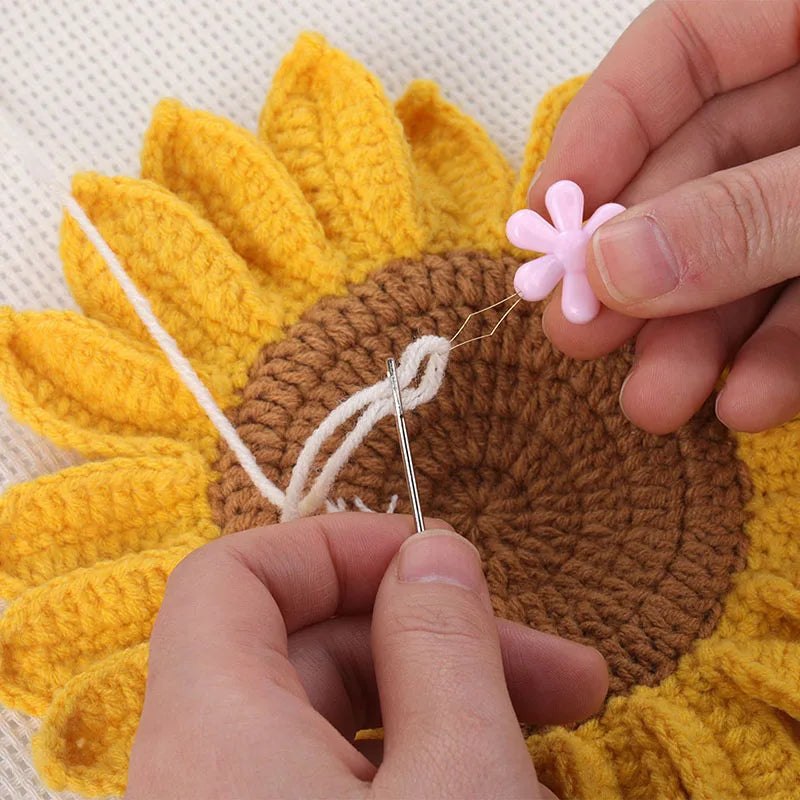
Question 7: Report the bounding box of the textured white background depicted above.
[0,1,648,797]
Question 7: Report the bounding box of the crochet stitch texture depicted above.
[0,32,799,799]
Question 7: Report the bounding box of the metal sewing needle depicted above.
[386,358,426,533]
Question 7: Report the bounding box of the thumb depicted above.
[370,530,548,799]
[587,148,800,317]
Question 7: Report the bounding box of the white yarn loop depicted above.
[281,335,450,522]
[4,112,451,522]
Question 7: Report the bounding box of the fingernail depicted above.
[540,308,551,339]
[618,360,639,423]
[398,531,483,591]
[715,390,731,428]
[619,371,634,423]
[593,215,679,303]
[526,165,543,204]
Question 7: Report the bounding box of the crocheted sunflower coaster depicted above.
[1,32,799,800]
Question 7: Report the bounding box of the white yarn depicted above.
[3,113,451,522]
[280,335,450,522]
[64,197,288,510]
[327,495,399,514]
[1,112,287,508]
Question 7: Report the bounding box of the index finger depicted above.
[530,0,800,213]
[149,513,442,687]
[131,514,431,797]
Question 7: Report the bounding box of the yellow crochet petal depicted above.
[737,420,800,584]
[531,641,800,800]
[259,33,429,272]
[701,639,800,719]
[528,725,619,799]
[0,543,200,716]
[601,702,687,800]
[0,452,216,598]
[0,309,215,459]
[595,689,736,800]
[674,655,800,798]
[737,419,800,494]
[511,75,588,210]
[719,571,800,639]
[34,643,147,797]
[141,100,350,321]
[396,80,514,252]
[625,693,741,800]
[62,174,279,403]
[746,492,800,585]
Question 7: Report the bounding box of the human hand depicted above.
[125,514,608,799]
[530,0,800,434]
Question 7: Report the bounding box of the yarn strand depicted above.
[0,113,289,508]
[3,113,451,521]
[63,196,287,510]
[281,335,449,521]
[65,195,284,508]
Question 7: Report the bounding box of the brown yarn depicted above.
[209,251,750,697]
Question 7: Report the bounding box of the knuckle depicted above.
[155,541,226,635]
[165,541,217,590]
[385,595,489,647]
[697,169,772,282]
[597,75,652,153]
[660,1,721,100]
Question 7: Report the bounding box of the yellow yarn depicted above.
[0,310,217,460]
[61,175,282,408]
[259,32,431,269]
[530,419,800,799]
[0,31,796,800]
[395,79,515,252]
[512,73,588,210]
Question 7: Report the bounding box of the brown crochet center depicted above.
[210,251,750,697]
